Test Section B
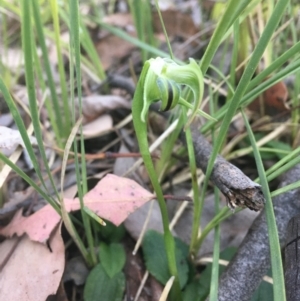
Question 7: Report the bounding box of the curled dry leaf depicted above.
[0,174,154,243]
[0,126,37,156]
[0,225,64,301]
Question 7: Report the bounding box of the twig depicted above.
[217,164,300,301]
[181,124,265,211]
[46,143,159,160]
[284,214,300,301]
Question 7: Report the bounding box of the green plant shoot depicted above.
[132,57,211,300]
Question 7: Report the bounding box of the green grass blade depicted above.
[227,20,240,100]
[31,0,65,141]
[55,10,103,83]
[156,111,184,179]
[208,90,221,301]
[199,0,252,74]
[202,0,289,151]
[83,206,106,226]
[195,0,290,250]
[241,58,300,107]
[265,156,300,183]
[207,64,235,95]
[21,0,60,199]
[242,110,286,301]
[128,0,155,61]
[209,190,221,301]
[182,107,201,253]
[79,20,106,80]
[201,41,300,135]
[202,57,300,134]
[31,16,60,153]
[263,147,300,180]
[271,180,300,198]
[0,76,56,195]
[154,0,173,59]
[69,0,96,266]
[50,0,71,137]
[196,207,232,250]
[247,42,300,92]
[60,116,91,264]
[69,0,87,198]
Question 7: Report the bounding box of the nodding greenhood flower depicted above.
[139,57,214,126]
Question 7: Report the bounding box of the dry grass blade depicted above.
[159,276,175,301]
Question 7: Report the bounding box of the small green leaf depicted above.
[84,264,125,301]
[183,279,205,301]
[182,247,237,301]
[99,221,126,243]
[99,243,126,278]
[142,230,189,289]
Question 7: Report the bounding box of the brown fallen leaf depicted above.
[67,174,154,224]
[96,13,136,70]
[152,9,198,38]
[0,174,154,243]
[248,80,289,117]
[96,34,136,71]
[0,225,64,301]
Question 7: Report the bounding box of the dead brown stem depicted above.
[181,124,265,211]
[217,164,300,301]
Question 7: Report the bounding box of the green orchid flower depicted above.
[139,57,215,127]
